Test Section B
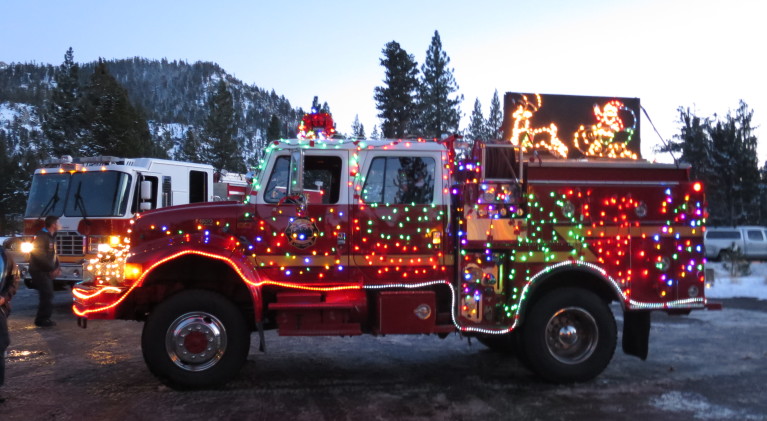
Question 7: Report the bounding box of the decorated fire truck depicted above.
[73,94,718,388]
[18,156,248,289]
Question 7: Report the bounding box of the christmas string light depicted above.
[574,100,638,159]
[509,94,569,158]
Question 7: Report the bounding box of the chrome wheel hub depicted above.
[166,312,227,371]
[545,307,598,365]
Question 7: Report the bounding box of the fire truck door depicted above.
[352,153,447,283]
[253,149,350,285]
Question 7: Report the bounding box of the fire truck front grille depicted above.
[56,231,85,256]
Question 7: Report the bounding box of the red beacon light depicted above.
[692,182,703,192]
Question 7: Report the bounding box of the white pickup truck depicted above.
[704,226,767,260]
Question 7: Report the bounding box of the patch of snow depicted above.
[705,262,767,300]
[650,391,762,420]
[0,101,42,133]
[0,102,21,121]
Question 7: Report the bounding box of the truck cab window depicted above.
[265,155,342,204]
[162,176,172,207]
[303,155,342,204]
[363,156,435,205]
[265,156,291,203]
[189,170,207,203]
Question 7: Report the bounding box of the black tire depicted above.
[519,288,616,383]
[142,290,250,389]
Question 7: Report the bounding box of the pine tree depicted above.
[0,130,18,232]
[177,128,202,162]
[486,90,503,141]
[374,41,419,138]
[81,59,155,157]
[0,126,42,233]
[203,79,243,172]
[370,125,381,140]
[309,96,331,114]
[466,98,486,143]
[154,125,172,159]
[759,162,767,225]
[351,115,365,138]
[713,101,760,225]
[42,47,83,156]
[414,31,462,139]
[664,101,760,225]
[267,114,282,141]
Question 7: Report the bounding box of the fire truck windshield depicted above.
[25,171,133,218]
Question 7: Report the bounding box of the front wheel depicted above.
[520,288,616,383]
[142,290,251,389]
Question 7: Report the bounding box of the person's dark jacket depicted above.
[29,229,59,274]
[0,246,19,317]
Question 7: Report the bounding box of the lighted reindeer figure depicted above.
[509,94,569,159]
[574,100,637,159]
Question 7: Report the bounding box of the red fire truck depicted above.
[73,95,718,388]
[18,156,248,289]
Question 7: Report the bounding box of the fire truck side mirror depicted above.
[139,180,153,211]
[140,180,152,201]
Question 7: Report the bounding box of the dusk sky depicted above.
[1,0,764,162]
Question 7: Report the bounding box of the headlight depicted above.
[95,236,123,253]
[88,236,105,253]
[20,242,34,253]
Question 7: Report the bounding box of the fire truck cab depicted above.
[19,156,247,289]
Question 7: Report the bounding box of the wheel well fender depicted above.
[123,249,263,327]
[515,262,624,326]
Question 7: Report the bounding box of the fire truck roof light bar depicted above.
[43,156,129,167]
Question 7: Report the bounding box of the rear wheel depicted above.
[717,250,732,262]
[142,290,250,389]
[520,288,616,383]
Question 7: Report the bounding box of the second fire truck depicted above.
[18,156,248,289]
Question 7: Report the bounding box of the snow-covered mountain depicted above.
[0,58,305,160]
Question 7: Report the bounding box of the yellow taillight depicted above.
[124,263,142,280]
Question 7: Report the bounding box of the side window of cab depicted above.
[264,154,343,204]
[264,156,291,203]
[362,156,435,205]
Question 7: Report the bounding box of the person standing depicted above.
[0,243,20,403]
[29,215,61,328]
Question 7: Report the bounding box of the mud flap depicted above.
[257,321,266,352]
[622,311,650,360]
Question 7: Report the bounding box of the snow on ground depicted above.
[706,261,767,300]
